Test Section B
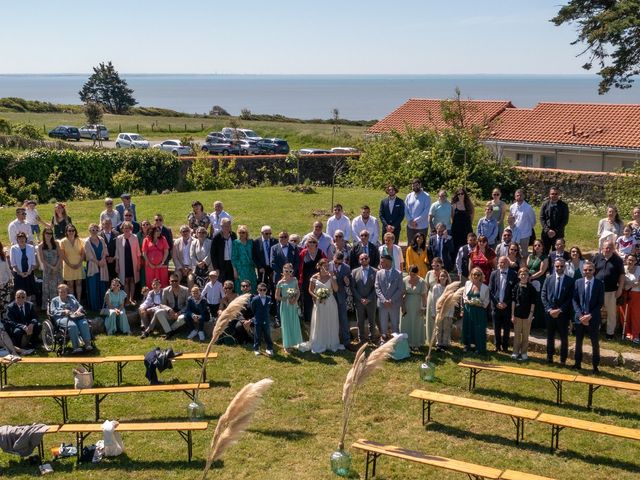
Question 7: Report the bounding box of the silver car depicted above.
[115,133,150,149]
[152,139,193,156]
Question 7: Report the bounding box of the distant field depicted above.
[0,112,367,149]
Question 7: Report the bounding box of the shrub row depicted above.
[0,148,181,204]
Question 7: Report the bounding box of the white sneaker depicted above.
[187,329,198,340]
[265,349,274,357]
[254,350,260,356]
[521,353,528,361]
[198,331,205,341]
[511,353,518,360]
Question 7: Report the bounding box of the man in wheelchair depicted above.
[50,284,93,354]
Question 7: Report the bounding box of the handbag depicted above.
[73,365,94,389]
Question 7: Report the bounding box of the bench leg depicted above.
[421,400,433,426]
[509,417,525,445]
[76,431,90,462]
[177,430,194,462]
[195,359,207,382]
[587,384,600,409]
[0,363,7,389]
[468,368,479,391]
[364,451,380,479]
[550,425,563,452]
[95,394,108,421]
[549,379,563,404]
[37,439,44,462]
[53,396,69,423]
[116,361,129,386]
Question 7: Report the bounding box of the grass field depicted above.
[2,187,639,479]
[0,112,367,149]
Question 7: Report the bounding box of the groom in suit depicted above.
[489,256,518,353]
[541,258,575,365]
[351,253,378,345]
[572,261,605,373]
[378,184,405,245]
[374,254,405,344]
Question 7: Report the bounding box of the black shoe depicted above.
[139,331,149,339]
[605,334,614,340]
[571,364,582,370]
[592,367,600,374]
[163,331,176,340]
[546,358,553,364]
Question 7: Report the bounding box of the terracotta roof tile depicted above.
[367,98,514,134]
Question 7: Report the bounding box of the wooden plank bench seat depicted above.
[0,352,218,388]
[409,390,540,444]
[352,439,555,480]
[573,375,640,409]
[536,412,640,452]
[458,361,576,404]
[0,383,210,423]
[58,421,209,462]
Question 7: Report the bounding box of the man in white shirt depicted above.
[326,204,352,242]
[301,221,333,256]
[351,205,380,246]
[509,189,536,255]
[428,190,451,233]
[8,208,33,245]
[172,225,194,288]
[209,200,232,237]
[405,178,431,244]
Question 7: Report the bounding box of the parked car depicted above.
[115,133,150,149]
[256,138,290,154]
[238,139,261,155]
[79,124,109,140]
[331,147,359,154]
[206,132,228,143]
[221,127,262,141]
[153,139,193,156]
[201,139,240,156]
[298,148,332,155]
[48,126,80,141]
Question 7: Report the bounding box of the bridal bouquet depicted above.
[465,297,485,308]
[286,287,297,300]
[316,287,331,303]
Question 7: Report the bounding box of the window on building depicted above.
[516,153,533,167]
[541,155,556,168]
[622,160,636,170]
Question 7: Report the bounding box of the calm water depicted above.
[1,74,640,120]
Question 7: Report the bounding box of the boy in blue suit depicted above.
[572,261,605,373]
[251,282,274,357]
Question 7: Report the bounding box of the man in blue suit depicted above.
[489,256,518,353]
[541,258,575,365]
[270,231,299,284]
[427,223,456,272]
[251,283,274,357]
[572,261,605,373]
[378,184,405,245]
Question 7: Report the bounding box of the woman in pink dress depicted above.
[142,226,170,288]
[468,235,496,285]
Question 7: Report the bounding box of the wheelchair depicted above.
[40,300,95,356]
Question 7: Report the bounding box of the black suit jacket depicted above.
[378,197,405,234]
[488,269,518,309]
[540,199,570,237]
[5,301,38,331]
[349,242,380,270]
[100,229,119,258]
[161,226,173,265]
[427,234,455,271]
[271,242,299,280]
[210,231,237,271]
[572,277,604,324]
[541,275,575,318]
[252,237,277,270]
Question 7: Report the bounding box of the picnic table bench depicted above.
[58,421,209,462]
[573,375,640,409]
[458,361,576,404]
[352,439,556,480]
[409,389,539,444]
[0,352,218,387]
[0,382,210,422]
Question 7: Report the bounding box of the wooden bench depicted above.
[458,361,577,404]
[0,352,218,388]
[58,421,209,462]
[0,382,210,423]
[536,412,640,452]
[573,375,640,409]
[352,439,555,480]
[409,390,540,444]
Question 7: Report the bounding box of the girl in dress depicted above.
[104,278,131,335]
[60,224,84,301]
[400,265,428,348]
[232,225,257,293]
[462,267,490,355]
[142,226,170,288]
[488,188,507,237]
[51,203,72,240]
[451,188,475,252]
[275,263,304,352]
[37,227,62,309]
[84,224,109,311]
[468,235,497,285]
[424,257,444,344]
[303,259,341,354]
[433,270,455,350]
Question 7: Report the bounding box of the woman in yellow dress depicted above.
[60,224,85,301]
[405,232,428,277]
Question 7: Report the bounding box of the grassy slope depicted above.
[1,187,637,479]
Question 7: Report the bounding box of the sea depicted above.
[1,74,640,120]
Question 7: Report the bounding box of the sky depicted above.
[0,0,590,75]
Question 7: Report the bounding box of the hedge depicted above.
[1,148,181,202]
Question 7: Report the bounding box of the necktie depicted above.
[584,281,591,312]
[362,268,368,283]
[555,276,562,300]
[263,240,269,264]
[21,248,28,272]
[499,271,506,303]
[20,305,25,316]
[363,244,368,255]
[438,237,442,258]
[385,269,391,284]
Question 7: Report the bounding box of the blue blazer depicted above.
[541,275,575,318]
[186,297,210,323]
[488,269,518,308]
[270,242,299,280]
[250,295,272,324]
[427,234,455,271]
[572,277,604,324]
[379,197,405,233]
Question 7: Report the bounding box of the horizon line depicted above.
[0,72,603,77]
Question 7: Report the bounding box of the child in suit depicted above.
[251,282,274,357]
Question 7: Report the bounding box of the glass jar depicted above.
[420,361,436,381]
[330,448,352,476]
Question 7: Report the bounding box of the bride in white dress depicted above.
[300,259,342,353]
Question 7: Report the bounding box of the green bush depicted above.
[12,123,42,139]
[7,177,40,203]
[0,185,17,207]
[185,157,238,191]
[605,160,640,216]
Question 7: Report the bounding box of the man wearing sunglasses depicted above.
[572,261,604,373]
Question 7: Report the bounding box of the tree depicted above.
[84,102,104,125]
[209,105,230,116]
[552,1,640,94]
[79,61,137,114]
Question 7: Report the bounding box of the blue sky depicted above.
[0,0,588,74]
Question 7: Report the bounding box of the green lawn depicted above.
[0,112,366,149]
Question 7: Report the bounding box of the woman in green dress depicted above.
[424,257,444,344]
[232,225,257,293]
[275,263,304,352]
[400,265,428,348]
[462,267,490,355]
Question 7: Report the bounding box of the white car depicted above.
[153,139,193,156]
[115,133,150,149]
[221,127,262,141]
[331,147,359,154]
[79,124,109,140]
